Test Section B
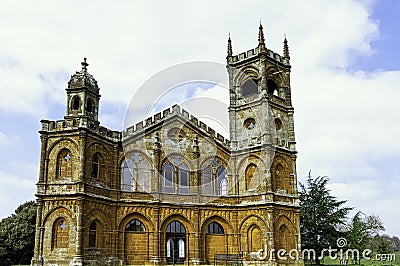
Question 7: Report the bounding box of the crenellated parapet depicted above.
[228,47,289,66]
[123,104,231,149]
[40,118,121,142]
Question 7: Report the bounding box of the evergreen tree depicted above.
[299,172,352,265]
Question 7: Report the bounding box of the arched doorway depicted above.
[166,221,186,264]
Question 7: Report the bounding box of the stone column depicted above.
[192,208,200,261]
[78,131,87,183]
[153,207,160,263]
[33,199,44,258]
[38,135,48,183]
[72,198,84,265]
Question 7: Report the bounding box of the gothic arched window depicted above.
[52,218,69,249]
[125,219,146,232]
[87,98,94,113]
[206,222,224,234]
[162,157,190,194]
[57,149,72,179]
[267,79,279,96]
[245,164,258,190]
[71,96,80,110]
[202,159,228,196]
[247,225,262,252]
[179,163,189,194]
[241,79,258,97]
[91,153,100,179]
[89,221,98,248]
[121,153,152,192]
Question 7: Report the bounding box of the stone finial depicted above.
[153,132,161,150]
[227,33,233,57]
[81,58,88,72]
[283,35,290,58]
[258,22,266,52]
[192,135,200,158]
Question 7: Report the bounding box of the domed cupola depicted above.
[67,58,99,94]
[65,58,101,124]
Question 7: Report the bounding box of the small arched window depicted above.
[241,79,258,97]
[162,157,190,194]
[125,219,146,232]
[206,222,224,234]
[245,164,258,190]
[57,149,72,179]
[179,163,189,194]
[89,221,97,248]
[219,178,228,196]
[52,218,68,249]
[178,239,185,258]
[87,98,94,113]
[202,160,228,196]
[72,96,80,110]
[162,162,174,193]
[267,79,279,96]
[91,153,100,179]
[121,159,134,191]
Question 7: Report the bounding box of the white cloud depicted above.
[0,171,36,219]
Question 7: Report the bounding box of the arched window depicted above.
[276,224,289,252]
[121,159,134,191]
[52,218,68,249]
[57,149,72,179]
[248,225,262,252]
[166,221,186,233]
[162,157,190,194]
[202,166,213,195]
[71,96,80,110]
[89,221,97,248]
[121,153,152,192]
[216,166,227,196]
[166,239,173,258]
[219,178,228,196]
[91,153,100,179]
[202,160,228,196]
[125,219,146,232]
[87,98,94,113]
[178,239,185,258]
[162,162,174,193]
[241,79,258,97]
[179,163,189,194]
[206,222,224,234]
[267,79,279,96]
[245,164,258,190]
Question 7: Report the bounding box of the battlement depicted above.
[123,104,231,148]
[229,47,289,65]
[40,118,122,142]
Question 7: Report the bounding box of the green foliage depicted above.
[0,201,36,265]
[299,172,353,264]
[345,211,385,264]
[346,211,384,250]
[371,235,394,254]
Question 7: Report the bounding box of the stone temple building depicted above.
[31,24,301,265]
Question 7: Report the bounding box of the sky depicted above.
[0,0,399,237]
